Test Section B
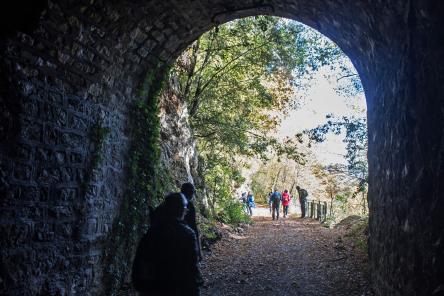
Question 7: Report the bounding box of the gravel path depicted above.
[200,206,373,296]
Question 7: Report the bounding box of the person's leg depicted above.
[272,205,275,220]
[276,203,280,220]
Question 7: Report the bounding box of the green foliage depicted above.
[174,16,341,161]
[199,219,220,241]
[344,218,369,252]
[306,116,368,194]
[172,16,345,222]
[250,157,305,203]
[251,178,271,204]
[83,121,110,195]
[89,123,110,168]
[203,159,251,225]
[217,198,251,225]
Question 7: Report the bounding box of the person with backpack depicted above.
[269,189,282,220]
[246,191,255,216]
[267,191,273,214]
[282,189,291,218]
[132,192,203,295]
[296,185,308,218]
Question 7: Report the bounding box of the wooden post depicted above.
[323,202,327,222]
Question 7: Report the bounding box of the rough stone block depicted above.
[12,163,33,181]
[58,188,77,202]
[21,122,43,142]
[34,223,55,242]
[60,132,85,148]
[69,151,84,164]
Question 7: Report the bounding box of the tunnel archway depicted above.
[1,1,443,295]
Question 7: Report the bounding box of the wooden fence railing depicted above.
[305,200,328,223]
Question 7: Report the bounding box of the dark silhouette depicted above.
[296,186,308,218]
[132,192,203,296]
[181,182,203,260]
[149,182,203,261]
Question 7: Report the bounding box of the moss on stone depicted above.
[89,122,110,168]
[101,62,174,295]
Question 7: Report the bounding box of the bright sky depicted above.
[277,67,367,165]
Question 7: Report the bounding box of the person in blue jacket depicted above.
[269,189,282,220]
[246,191,255,216]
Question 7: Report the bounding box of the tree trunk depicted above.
[272,167,282,191]
[362,191,366,215]
[289,180,296,195]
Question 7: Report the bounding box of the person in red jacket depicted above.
[282,189,291,218]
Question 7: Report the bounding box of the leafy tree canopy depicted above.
[173,16,343,163]
[171,16,362,221]
[305,115,368,196]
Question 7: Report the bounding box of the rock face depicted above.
[158,75,201,189]
[0,1,443,295]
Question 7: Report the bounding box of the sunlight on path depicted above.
[251,205,272,217]
[200,210,372,296]
[251,204,300,219]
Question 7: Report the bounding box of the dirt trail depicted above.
[200,206,373,296]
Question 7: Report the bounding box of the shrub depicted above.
[217,199,251,226]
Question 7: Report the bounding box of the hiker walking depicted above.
[296,186,308,218]
[246,191,255,216]
[282,189,291,218]
[267,191,273,214]
[269,189,282,220]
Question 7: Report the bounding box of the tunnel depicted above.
[0,1,443,295]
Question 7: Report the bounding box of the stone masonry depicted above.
[0,1,443,295]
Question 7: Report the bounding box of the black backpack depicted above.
[132,232,152,292]
[271,192,280,202]
[132,205,160,292]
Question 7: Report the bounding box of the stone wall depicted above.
[367,2,444,295]
[0,2,158,294]
[0,1,443,295]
